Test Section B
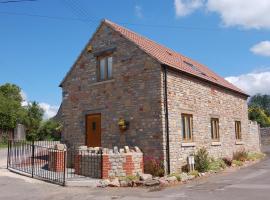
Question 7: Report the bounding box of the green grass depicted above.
[0,143,8,149]
[232,160,243,166]
[247,152,265,161]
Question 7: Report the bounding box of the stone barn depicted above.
[59,19,261,173]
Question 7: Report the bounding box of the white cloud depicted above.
[20,90,59,119]
[135,5,143,18]
[20,90,28,106]
[39,103,59,120]
[174,0,204,17]
[250,41,270,57]
[173,0,270,29]
[207,0,270,29]
[225,70,270,96]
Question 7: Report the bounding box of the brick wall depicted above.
[48,150,66,172]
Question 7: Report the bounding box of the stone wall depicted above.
[61,22,164,161]
[102,146,143,179]
[260,127,270,152]
[74,146,143,179]
[163,69,261,173]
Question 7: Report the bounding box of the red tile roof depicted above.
[104,19,248,97]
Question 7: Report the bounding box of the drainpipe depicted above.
[162,64,170,175]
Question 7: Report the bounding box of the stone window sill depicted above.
[90,79,115,86]
[211,141,221,146]
[181,142,196,147]
[235,140,244,145]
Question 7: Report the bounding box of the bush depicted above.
[209,159,226,172]
[188,170,199,177]
[194,148,210,172]
[119,175,139,182]
[247,152,265,161]
[144,156,165,177]
[222,157,233,166]
[232,160,243,167]
[168,173,181,181]
[233,150,248,162]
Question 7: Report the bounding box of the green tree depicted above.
[249,94,270,115]
[23,102,44,141]
[0,83,26,130]
[248,106,270,127]
[37,119,62,140]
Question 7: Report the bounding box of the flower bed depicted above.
[98,149,265,188]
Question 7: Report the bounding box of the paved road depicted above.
[0,148,7,169]
[0,150,270,200]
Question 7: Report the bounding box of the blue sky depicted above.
[1,0,270,118]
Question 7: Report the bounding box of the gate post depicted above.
[31,140,35,178]
[63,150,67,186]
[7,140,10,169]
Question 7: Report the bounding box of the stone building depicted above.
[59,19,261,173]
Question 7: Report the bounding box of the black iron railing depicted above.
[7,140,66,186]
[66,147,103,179]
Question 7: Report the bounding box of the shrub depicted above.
[233,150,248,162]
[247,152,265,161]
[194,148,210,172]
[144,156,165,177]
[168,173,181,181]
[188,170,199,177]
[209,159,226,172]
[232,160,243,167]
[119,175,139,182]
[222,157,232,166]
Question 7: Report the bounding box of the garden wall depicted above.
[74,146,144,179]
[260,127,270,152]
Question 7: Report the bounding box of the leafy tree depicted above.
[23,102,44,141]
[248,106,270,127]
[0,83,26,130]
[37,119,62,140]
[249,94,270,115]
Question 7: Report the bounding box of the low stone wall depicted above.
[246,120,261,152]
[260,127,270,153]
[102,146,143,179]
[74,146,143,179]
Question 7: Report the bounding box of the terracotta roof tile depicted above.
[104,19,248,96]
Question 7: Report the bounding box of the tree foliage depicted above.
[0,83,61,141]
[249,94,270,115]
[24,102,44,140]
[0,83,25,130]
[37,119,62,140]
[248,94,270,127]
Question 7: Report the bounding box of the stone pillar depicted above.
[14,124,25,140]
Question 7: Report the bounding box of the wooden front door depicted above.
[86,114,101,147]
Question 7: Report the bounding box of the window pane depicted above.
[108,57,112,78]
[182,117,186,139]
[186,117,190,139]
[100,58,106,80]
[182,114,193,141]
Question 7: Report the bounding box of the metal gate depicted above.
[7,140,66,186]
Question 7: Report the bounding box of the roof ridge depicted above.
[103,19,247,96]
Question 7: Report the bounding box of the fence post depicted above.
[7,140,10,169]
[63,150,67,186]
[31,140,35,178]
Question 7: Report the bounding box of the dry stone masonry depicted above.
[74,146,143,179]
